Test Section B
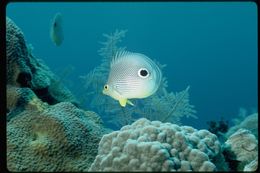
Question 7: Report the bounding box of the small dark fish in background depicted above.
[50,12,64,46]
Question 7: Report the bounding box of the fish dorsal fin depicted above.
[111,50,134,67]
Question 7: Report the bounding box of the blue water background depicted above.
[7,2,258,129]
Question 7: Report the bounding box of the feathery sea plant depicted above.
[80,29,197,129]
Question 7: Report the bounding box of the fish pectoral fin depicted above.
[127,100,134,106]
[119,99,127,107]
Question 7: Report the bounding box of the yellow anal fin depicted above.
[119,99,134,107]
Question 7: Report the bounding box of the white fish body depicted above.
[103,51,162,107]
[50,13,64,46]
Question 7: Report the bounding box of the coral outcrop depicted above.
[7,102,110,171]
[244,158,258,171]
[6,17,111,171]
[7,84,48,121]
[89,118,226,171]
[6,17,78,111]
[226,113,258,139]
[223,128,258,171]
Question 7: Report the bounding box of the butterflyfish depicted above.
[103,50,162,107]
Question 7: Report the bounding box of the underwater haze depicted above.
[6,2,257,129]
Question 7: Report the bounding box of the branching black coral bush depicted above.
[138,85,197,124]
[80,29,197,129]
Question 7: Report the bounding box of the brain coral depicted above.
[244,158,258,171]
[6,17,30,86]
[7,102,111,171]
[7,85,48,121]
[6,17,78,106]
[89,118,223,171]
[224,128,258,171]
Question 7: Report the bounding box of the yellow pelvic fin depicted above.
[119,99,134,107]
[127,100,134,106]
[119,99,127,107]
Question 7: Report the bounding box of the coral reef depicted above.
[6,17,111,171]
[223,128,258,171]
[7,85,48,121]
[226,113,258,139]
[206,117,229,143]
[6,16,257,172]
[7,102,111,171]
[89,118,227,171]
[207,118,229,137]
[6,17,30,87]
[80,30,196,129]
[244,158,258,171]
[6,17,78,110]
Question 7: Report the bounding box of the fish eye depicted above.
[138,68,149,78]
[104,85,109,90]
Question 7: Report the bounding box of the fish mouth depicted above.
[102,89,109,96]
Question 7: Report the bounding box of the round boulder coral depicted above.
[89,118,223,171]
